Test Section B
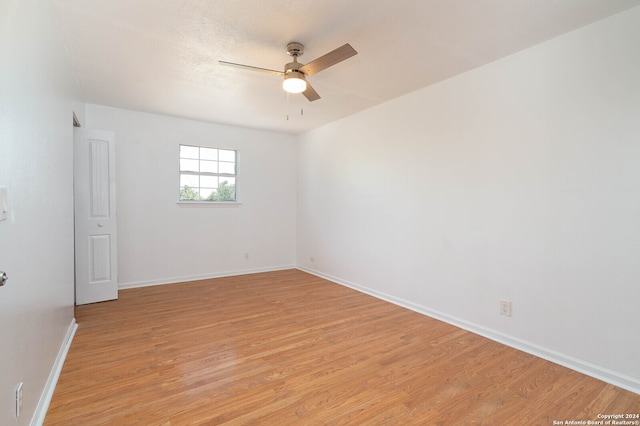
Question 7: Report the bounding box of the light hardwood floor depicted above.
[45,270,639,425]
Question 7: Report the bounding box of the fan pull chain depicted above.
[284,94,305,120]
[286,92,290,121]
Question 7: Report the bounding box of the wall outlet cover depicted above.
[500,300,512,317]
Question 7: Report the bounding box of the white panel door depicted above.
[74,128,118,304]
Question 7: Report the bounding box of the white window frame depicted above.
[178,144,239,205]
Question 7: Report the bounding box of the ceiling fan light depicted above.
[283,71,307,93]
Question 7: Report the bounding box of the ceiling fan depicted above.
[219,42,357,102]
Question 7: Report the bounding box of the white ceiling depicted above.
[52,0,640,134]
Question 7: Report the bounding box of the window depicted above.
[179,145,237,202]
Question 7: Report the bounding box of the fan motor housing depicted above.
[284,70,306,81]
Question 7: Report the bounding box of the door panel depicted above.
[89,139,110,217]
[74,128,117,305]
[90,235,111,282]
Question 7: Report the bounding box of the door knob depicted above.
[98,223,104,227]
[0,271,7,287]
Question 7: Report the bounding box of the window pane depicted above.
[200,148,217,161]
[200,188,217,200]
[180,145,199,159]
[180,186,200,200]
[200,160,218,173]
[219,162,235,175]
[180,174,199,188]
[180,159,199,172]
[219,149,235,162]
[200,175,218,188]
[218,178,236,201]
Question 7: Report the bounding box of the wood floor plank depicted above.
[45,269,639,425]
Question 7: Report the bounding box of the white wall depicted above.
[0,0,82,424]
[297,7,640,393]
[86,105,297,287]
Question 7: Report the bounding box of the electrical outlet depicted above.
[500,300,512,317]
[16,382,23,418]
[244,252,249,260]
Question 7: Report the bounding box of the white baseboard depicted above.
[297,266,640,396]
[118,264,297,290]
[31,319,78,426]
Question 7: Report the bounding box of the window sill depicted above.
[177,201,242,208]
